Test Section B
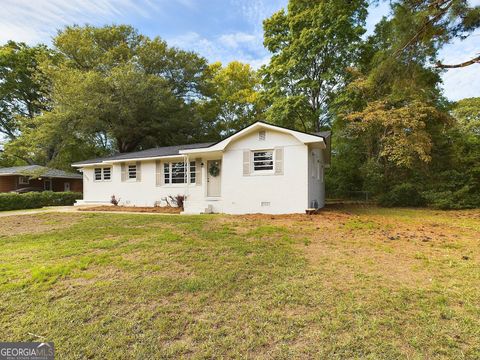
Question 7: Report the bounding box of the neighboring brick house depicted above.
[0,165,83,193]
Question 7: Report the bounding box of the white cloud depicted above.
[439,31,480,100]
[0,0,163,45]
[169,30,269,69]
[219,32,257,48]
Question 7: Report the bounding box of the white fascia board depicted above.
[104,154,185,164]
[73,155,186,167]
[71,163,105,168]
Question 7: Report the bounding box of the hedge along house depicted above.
[0,165,83,193]
[72,122,331,214]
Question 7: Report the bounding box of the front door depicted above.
[207,160,221,197]
[64,182,71,192]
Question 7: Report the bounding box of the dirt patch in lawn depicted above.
[0,213,83,236]
[78,206,182,214]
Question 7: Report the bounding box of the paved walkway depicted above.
[0,206,180,217]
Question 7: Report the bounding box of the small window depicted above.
[103,167,111,181]
[94,168,102,181]
[164,163,170,184]
[259,131,266,141]
[95,167,111,181]
[128,164,137,179]
[19,176,29,185]
[252,150,274,171]
[190,161,196,183]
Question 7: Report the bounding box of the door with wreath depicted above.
[207,160,221,197]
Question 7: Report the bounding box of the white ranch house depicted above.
[72,122,331,214]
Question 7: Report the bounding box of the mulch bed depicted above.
[78,206,182,214]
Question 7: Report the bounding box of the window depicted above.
[164,163,170,184]
[94,167,111,181]
[103,167,111,180]
[252,150,274,171]
[189,161,196,183]
[94,168,102,181]
[171,162,185,183]
[128,165,137,180]
[163,161,196,184]
[259,130,266,141]
[19,176,29,185]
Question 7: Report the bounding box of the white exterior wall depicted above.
[220,129,309,214]
[81,159,204,207]
[79,127,324,214]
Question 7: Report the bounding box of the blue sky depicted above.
[1,0,479,101]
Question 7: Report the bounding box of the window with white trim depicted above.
[128,164,137,180]
[252,150,274,172]
[103,167,111,180]
[94,167,112,181]
[163,161,195,184]
[94,168,102,181]
[18,176,30,185]
[189,161,196,183]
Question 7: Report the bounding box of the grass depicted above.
[0,206,479,359]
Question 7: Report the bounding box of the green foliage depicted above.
[262,0,368,131]
[0,191,82,211]
[379,183,426,207]
[0,41,56,143]
[201,61,265,138]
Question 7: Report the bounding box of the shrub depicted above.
[110,195,120,206]
[423,186,480,210]
[162,194,186,210]
[0,191,83,211]
[378,183,426,207]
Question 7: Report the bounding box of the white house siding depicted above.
[78,125,326,214]
[81,159,204,207]
[220,129,309,214]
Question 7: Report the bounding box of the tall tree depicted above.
[330,0,479,201]
[262,0,368,132]
[46,25,209,154]
[0,41,54,141]
[201,61,265,138]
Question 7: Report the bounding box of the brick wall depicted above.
[0,176,17,192]
[0,176,83,193]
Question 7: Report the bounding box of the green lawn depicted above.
[0,207,479,359]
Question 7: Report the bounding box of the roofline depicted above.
[179,121,325,154]
[0,173,81,179]
[72,154,187,167]
[72,121,327,166]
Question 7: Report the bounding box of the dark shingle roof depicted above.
[313,131,331,139]
[72,142,215,166]
[73,122,331,167]
[0,165,82,179]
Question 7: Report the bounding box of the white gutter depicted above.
[72,154,186,167]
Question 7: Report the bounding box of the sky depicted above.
[0,0,479,101]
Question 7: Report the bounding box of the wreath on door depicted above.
[208,162,220,177]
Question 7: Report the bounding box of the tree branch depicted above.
[435,55,480,68]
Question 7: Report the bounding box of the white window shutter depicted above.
[121,163,126,182]
[274,147,284,175]
[136,161,141,182]
[243,150,251,176]
[195,158,202,185]
[156,160,164,186]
